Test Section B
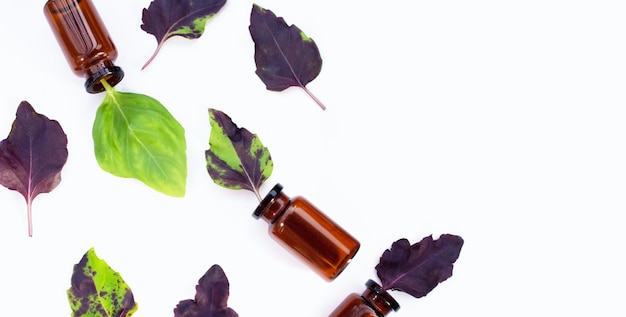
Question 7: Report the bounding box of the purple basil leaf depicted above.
[0,101,68,237]
[174,264,238,317]
[249,4,326,110]
[140,0,227,69]
[205,108,273,201]
[375,234,464,298]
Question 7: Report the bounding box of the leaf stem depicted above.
[27,199,33,237]
[302,86,326,110]
[142,44,164,70]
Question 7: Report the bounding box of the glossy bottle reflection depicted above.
[44,0,124,93]
[253,183,360,281]
[329,280,400,317]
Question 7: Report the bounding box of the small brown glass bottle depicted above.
[329,280,400,317]
[253,183,360,281]
[44,0,124,93]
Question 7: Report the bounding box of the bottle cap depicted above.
[365,279,401,312]
[253,183,284,218]
[85,65,124,93]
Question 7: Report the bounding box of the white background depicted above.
[1,0,625,316]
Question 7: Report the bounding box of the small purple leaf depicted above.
[376,234,464,298]
[249,4,326,110]
[141,0,227,69]
[174,264,238,317]
[0,101,68,237]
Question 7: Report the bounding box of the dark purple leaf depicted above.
[0,101,68,237]
[376,234,464,298]
[174,265,238,317]
[140,0,227,69]
[249,4,326,110]
[205,108,273,201]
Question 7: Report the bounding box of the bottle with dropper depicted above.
[44,0,124,93]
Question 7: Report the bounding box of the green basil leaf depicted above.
[93,81,187,197]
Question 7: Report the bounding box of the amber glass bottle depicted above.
[253,183,360,281]
[44,0,124,93]
[329,280,400,317]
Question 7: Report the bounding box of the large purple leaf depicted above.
[376,234,464,298]
[205,108,273,201]
[140,0,227,69]
[174,265,238,317]
[249,4,326,110]
[0,101,68,237]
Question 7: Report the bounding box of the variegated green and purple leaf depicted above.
[205,108,273,201]
[67,248,138,317]
[140,0,227,69]
[249,4,326,110]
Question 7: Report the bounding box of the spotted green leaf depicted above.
[205,108,272,200]
[93,81,187,197]
[67,248,138,317]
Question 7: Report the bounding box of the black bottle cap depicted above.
[253,183,283,219]
[84,65,124,94]
[365,279,401,312]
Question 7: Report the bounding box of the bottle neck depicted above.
[361,280,400,316]
[253,183,290,223]
[84,60,124,93]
